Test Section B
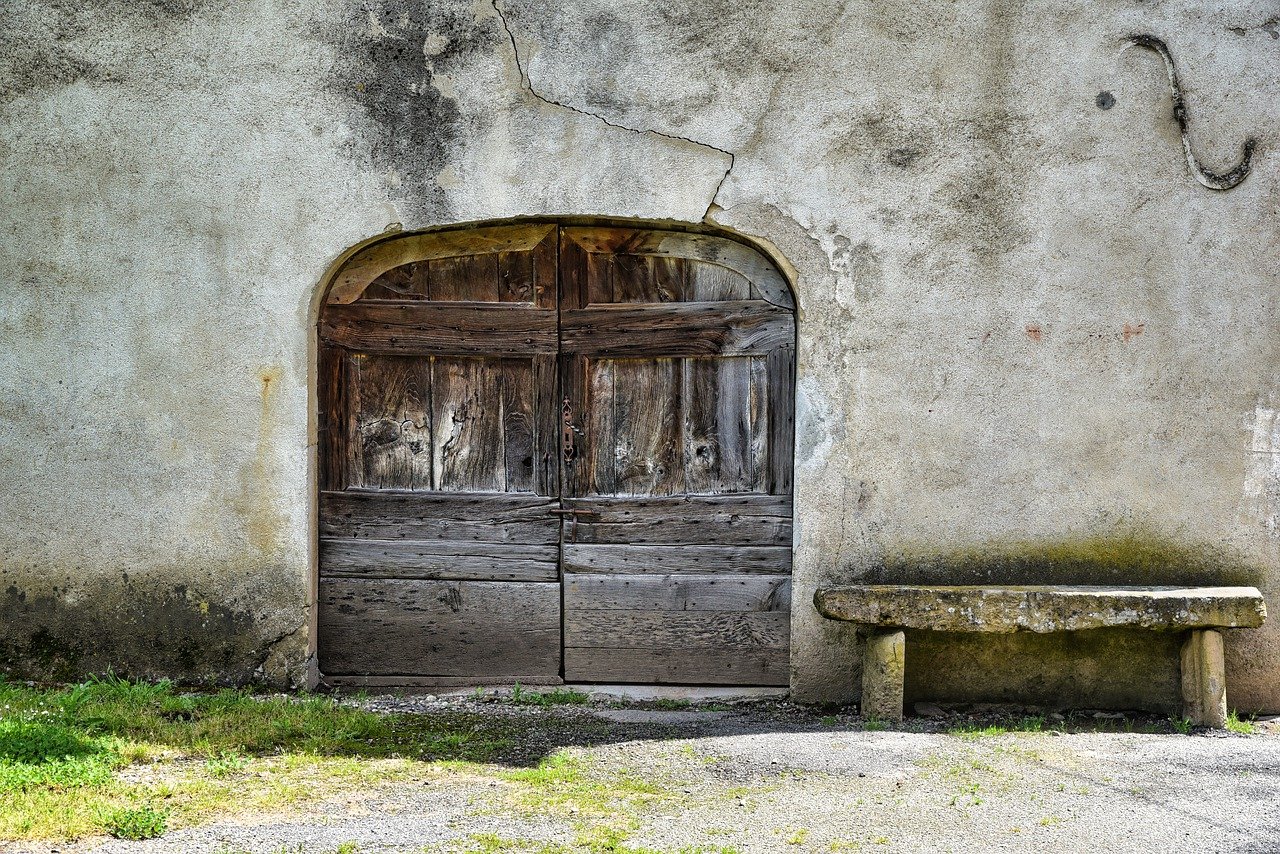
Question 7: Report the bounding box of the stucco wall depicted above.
[3,0,1278,711]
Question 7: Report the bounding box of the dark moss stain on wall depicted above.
[0,580,276,685]
[321,0,501,223]
[0,0,207,103]
[862,531,1261,588]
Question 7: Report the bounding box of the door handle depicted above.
[562,397,583,464]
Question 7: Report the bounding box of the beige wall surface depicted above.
[2,0,1278,710]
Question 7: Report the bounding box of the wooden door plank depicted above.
[583,358,617,496]
[768,347,796,495]
[613,359,681,496]
[612,253,654,302]
[564,573,791,612]
[560,302,792,357]
[431,357,507,492]
[562,494,792,546]
[565,609,789,650]
[652,256,688,302]
[319,491,559,543]
[318,346,349,491]
[328,223,556,304]
[498,250,535,303]
[502,359,537,493]
[533,354,559,495]
[320,303,557,356]
[688,261,751,301]
[432,254,499,302]
[319,538,559,581]
[354,355,433,491]
[563,647,788,685]
[319,579,561,676]
[562,544,792,575]
[585,249,614,306]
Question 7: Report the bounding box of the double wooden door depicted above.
[318,223,794,686]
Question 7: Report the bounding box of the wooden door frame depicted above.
[305,217,799,688]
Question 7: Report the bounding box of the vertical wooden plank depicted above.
[318,345,348,490]
[689,261,751,301]
[502,359,536,493]
[534,354,559,496]
[533,229,558,310]
[584,358,617,496]
[498,251,535,303]
[431,357,506,491]
[431,254,499,302]
[653,256,688,303]
[356,355,433,490]
[585,251,614,306]
[683,357,717,495]
[713,357,753,493]
[560,233,588,311]
[748,355,770,492]
[613,254,654,302]
[768,347,796,495]
[614,359,681,496]
[344,352,364,489]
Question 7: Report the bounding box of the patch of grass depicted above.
[507,685,591,708]
[650,698,690,711]
[948,715,1045,740]
[0,675,519,842]
[101,804,167,840]
[501,750,668,821]
[1170,717,1192,735]
[861,715,888,732]
[784,827,810,845]
[1227,710,1256,735]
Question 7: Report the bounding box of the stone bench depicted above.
[813,585,1267,728]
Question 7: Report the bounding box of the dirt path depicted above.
[22,698,1280,854]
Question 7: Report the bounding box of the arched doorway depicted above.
[316,222,796,686]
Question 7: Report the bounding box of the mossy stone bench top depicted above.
[813,585,1266,633]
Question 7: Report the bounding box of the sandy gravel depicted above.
[14,696,1280,854]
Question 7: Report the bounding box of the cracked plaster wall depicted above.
[3,0,1280,709]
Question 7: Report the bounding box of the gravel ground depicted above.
[10,695,1280,854]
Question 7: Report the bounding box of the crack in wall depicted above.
[490,0,734,219]
[1124,34,1256,191]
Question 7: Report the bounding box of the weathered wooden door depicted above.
[317,224,562,684]
[558,227,795,685]
[317,223,794,686]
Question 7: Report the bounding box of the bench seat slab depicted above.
[815,585,1266,634]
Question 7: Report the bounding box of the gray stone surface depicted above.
[2,0,1280,711]
[815,584,1268,632]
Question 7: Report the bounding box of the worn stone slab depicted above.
[814,585,1267,634]
[1182,629,1228,727]
[862,630,906,722]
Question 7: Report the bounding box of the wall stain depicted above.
[0,581,265,684]
[1,0,208,103]
[320,0,500,223]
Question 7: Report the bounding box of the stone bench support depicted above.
[815,585,1266,728]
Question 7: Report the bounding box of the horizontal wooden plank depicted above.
[320,538,558,582]
[320,491,559,544]
[561,227,795,310]
[563,646,788,685]
[560,302,793,357]
[564,495,791,545]
[564,574,791,612]
[562,544,791,575]
[329,223,557,304]
[319,579,561,677]
[565,609,789,650]
[320,303,557,355]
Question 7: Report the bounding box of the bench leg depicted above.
[862,630,906,722]
[1181,629,1227,728]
